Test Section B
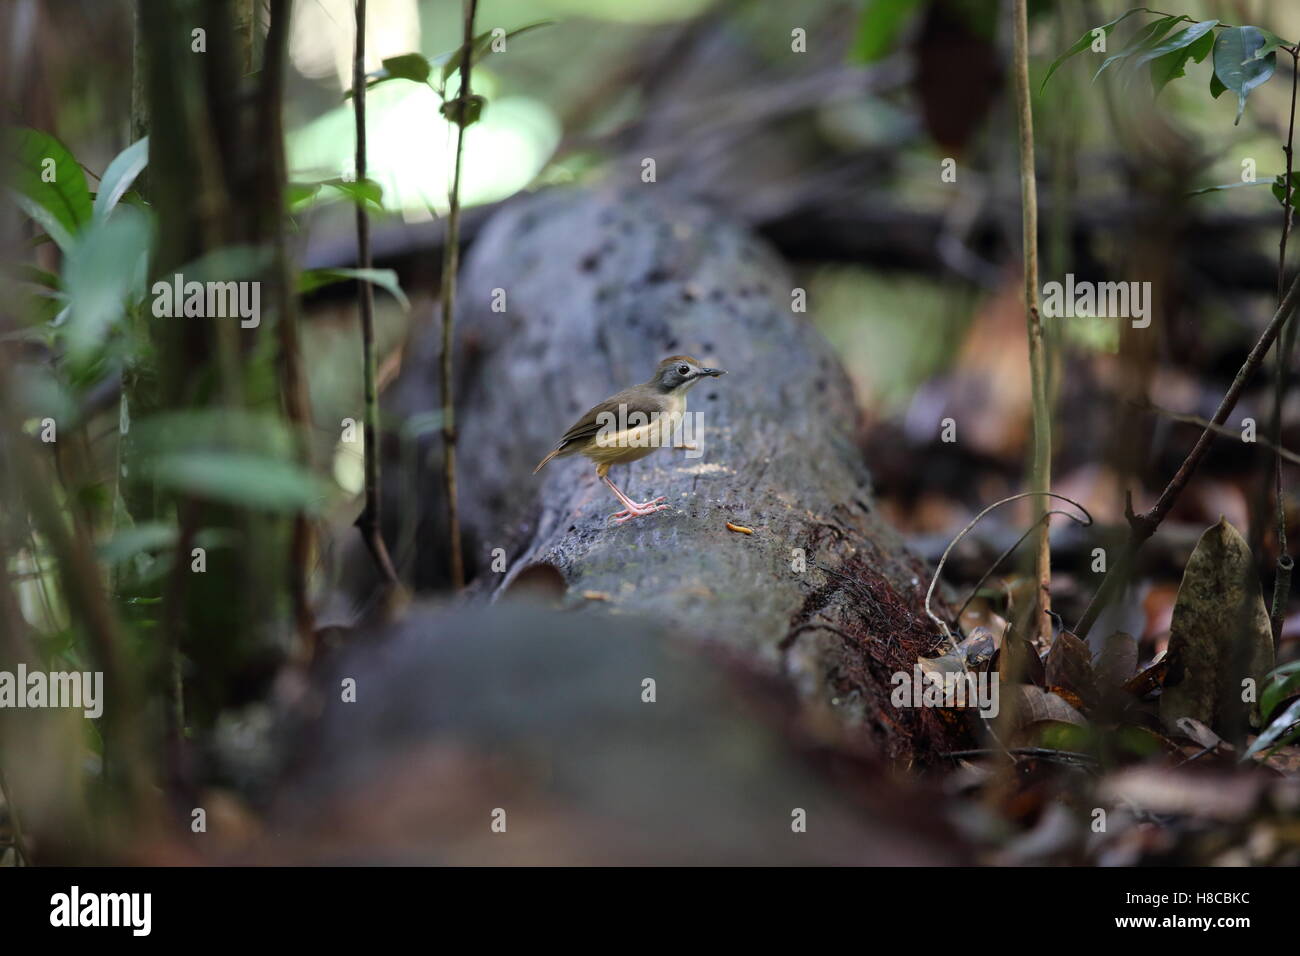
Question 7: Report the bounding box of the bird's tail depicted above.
[533,447,562,474]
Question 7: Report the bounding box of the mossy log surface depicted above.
[389,186,968,760]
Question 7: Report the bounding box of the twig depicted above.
[942,746,1097,766]
[352,0,398,584]
[438,0,479,591]
[954,511,1052,623]
[1013,0,1053,643]
[1129,398,1300,465]
[1074,267,1300,638]
[925,492,1092,649]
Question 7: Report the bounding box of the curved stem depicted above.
[926,492,1093,649]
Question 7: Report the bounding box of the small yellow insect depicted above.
[726,522,754,535]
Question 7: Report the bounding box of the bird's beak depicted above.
[701,367,725,377]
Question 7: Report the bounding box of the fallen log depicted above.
[387,185,970,760]
[256,603,968,865]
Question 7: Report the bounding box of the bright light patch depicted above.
[288,77,561,220]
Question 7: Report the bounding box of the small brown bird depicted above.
[534,355,726,523]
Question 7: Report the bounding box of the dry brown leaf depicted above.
[1044,630,1096,702]
[1093,630,1138,689]
[1014,684,1086,728]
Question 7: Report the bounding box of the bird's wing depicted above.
[554,387,665,450]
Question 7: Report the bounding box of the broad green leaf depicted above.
[1129,19,1218,73]
[1093,15,1183,81]
[7,127,92,250]
[1041,7,1153,91]
[1242,28,1289,63]
[299,267,410,310]
[132,409,294,458]
[93,137,148,222]
[144,452,331,514]
[850,0,922,64]
[1213,26,1277,125]
[1150,28,1214,94]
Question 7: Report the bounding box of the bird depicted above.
[534,355,726,524]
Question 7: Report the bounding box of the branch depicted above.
[1075,267,1300,638]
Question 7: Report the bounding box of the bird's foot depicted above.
[609,496,668,523]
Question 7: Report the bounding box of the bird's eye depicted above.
[678,365,690,375]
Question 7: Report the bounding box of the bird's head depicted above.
[651,355,726,393]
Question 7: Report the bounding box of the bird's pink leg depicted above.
[602,475,667,523]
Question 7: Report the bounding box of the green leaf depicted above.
[9,263,62,289]
[286,178,383,212]
[1149,27,1214,94]
[93,137,148,223]
[1129,19,1218,73]
[60,204,152,362]
[144,452,331,514]
[1213,26,1277,125]
[439,21,555,85]
[850,0,922,64]
[1210,68,1227,98]
[378,52,432,83]
[323,177,383,211]
[1093,15,1184,81]
[344,52,434,97]
[287,181,322,210]
[299,267,410,310]
[1261,660,1300,723]
[6,127,93,250]
[1041,7,1152,91]
[1243,697,1300,760]
[96,522,177,565]
[1272,172,1300,207]
[1242,28,1290,63]
[177,243,273,285]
